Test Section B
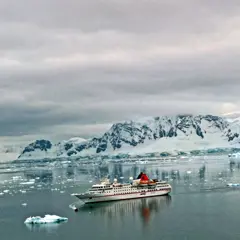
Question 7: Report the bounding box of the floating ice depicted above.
[12,176,22,180]
[24,215,68,224]
[227,183,240,187]
[3,189,10,193]
[0,192,4,196]
[22,203,27,207]
[20,181,35,185]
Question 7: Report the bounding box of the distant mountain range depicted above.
[17,114,240,160]
[0,145,24,162]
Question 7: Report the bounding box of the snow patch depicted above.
[64,137,87,144]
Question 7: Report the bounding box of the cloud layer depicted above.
[1,0,240,144]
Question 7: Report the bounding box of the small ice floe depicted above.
[22,203,27,207]
[60,191,65,194]
[20,190,26,194]
[0,192,4,196]
[20,181,35,185]
[227,183,240,187]
[186,171,192,174]
[12,176,22,181]
[3,189,10,193]
[24,215,68,224]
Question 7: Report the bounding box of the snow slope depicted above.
[18,114,240,160]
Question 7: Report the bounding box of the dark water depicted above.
[1,157,240,240]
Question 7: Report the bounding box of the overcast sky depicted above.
[1,0,240,145]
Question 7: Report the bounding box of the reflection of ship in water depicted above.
[76,195,171,223]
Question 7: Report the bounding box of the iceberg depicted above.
[24,215,68,224]
[227,183,240,187]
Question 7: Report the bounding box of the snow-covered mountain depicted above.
[18,114,240,160]
[222,111,240,119]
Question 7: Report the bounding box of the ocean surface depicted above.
[1,156,240,240]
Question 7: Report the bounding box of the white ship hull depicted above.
[73,188,171,204]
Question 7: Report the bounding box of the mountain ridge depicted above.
[18,114,240,160]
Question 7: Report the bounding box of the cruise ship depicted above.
[71,172,172,204]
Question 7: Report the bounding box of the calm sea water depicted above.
[1,156,240,240]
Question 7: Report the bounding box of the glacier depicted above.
[18,114,240,160]
[24,215,68,224]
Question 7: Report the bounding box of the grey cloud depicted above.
[0,0,240,142]
[0,99,120,136]
[3,63,239,103]
[1,0,240,33]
